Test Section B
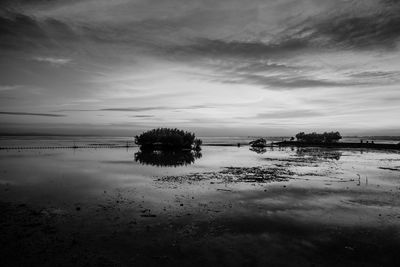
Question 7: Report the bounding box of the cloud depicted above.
[257,110,324,119]
[0,85,20,91]
[236,110,324,120]
[33,56,71,65]
[1,0,400,135]
[0,111,66,117]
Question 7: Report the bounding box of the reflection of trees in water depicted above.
[134,149,202,167]
[249,147,267,154]
[295,148,342,160]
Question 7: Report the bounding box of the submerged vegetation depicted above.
[135,128,202,150]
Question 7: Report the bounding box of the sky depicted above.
[0,0,400,136]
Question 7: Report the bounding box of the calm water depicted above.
[1,144,400,226]
[2,141,400,266]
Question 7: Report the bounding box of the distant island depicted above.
[250,131,400,150]
[295,131,342,143]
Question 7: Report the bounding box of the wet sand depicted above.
[1,146,400,266]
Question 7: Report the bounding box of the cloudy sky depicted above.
[1,0,399,136]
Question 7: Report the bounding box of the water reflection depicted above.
[134,149,202,167]
[295,148,342,160]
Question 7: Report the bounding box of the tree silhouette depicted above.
[295,131,342,143]
[135,128,200,150]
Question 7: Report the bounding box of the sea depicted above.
[1,134,400,265]
[0,135,399,148]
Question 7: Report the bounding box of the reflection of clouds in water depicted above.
[134,149,202,167]
[249,146,342,160]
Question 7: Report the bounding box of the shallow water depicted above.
[1,145,400,266]
[1,146,400,224]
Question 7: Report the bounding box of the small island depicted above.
[134,128,202,166]
[249,131,400,150]
[278,131,400,150]
[135,128,202,151]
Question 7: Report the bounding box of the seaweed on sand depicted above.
[157,166,294,183]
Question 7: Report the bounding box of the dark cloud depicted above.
[234,62,300,73]
[228,73,358,89]
[310,11,400,49]
[349,71,399,79]
[0,11,77,51]
[102,105,212,111]
[173,1,400,60]
[2,0,398,63]
[380,0,400,6]
[101,107,163,112]
[0,0,75,11]
[203,64,361,90]
[270,0,400,51]
[56,105,213,113]
[176,38,310,59]
[0,111,66,117]
[0,13,45,50]
[130,115,154,118]
[54,109,96,112]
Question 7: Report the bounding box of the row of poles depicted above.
[0,142,137,150]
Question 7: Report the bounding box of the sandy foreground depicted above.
[1,147,400,266]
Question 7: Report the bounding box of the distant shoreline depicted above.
[1,134,400,140]
[274,141,400,150]
[1,141,400,150]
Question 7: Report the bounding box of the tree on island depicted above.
[135,128,202,150]
[295,131,342,143]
